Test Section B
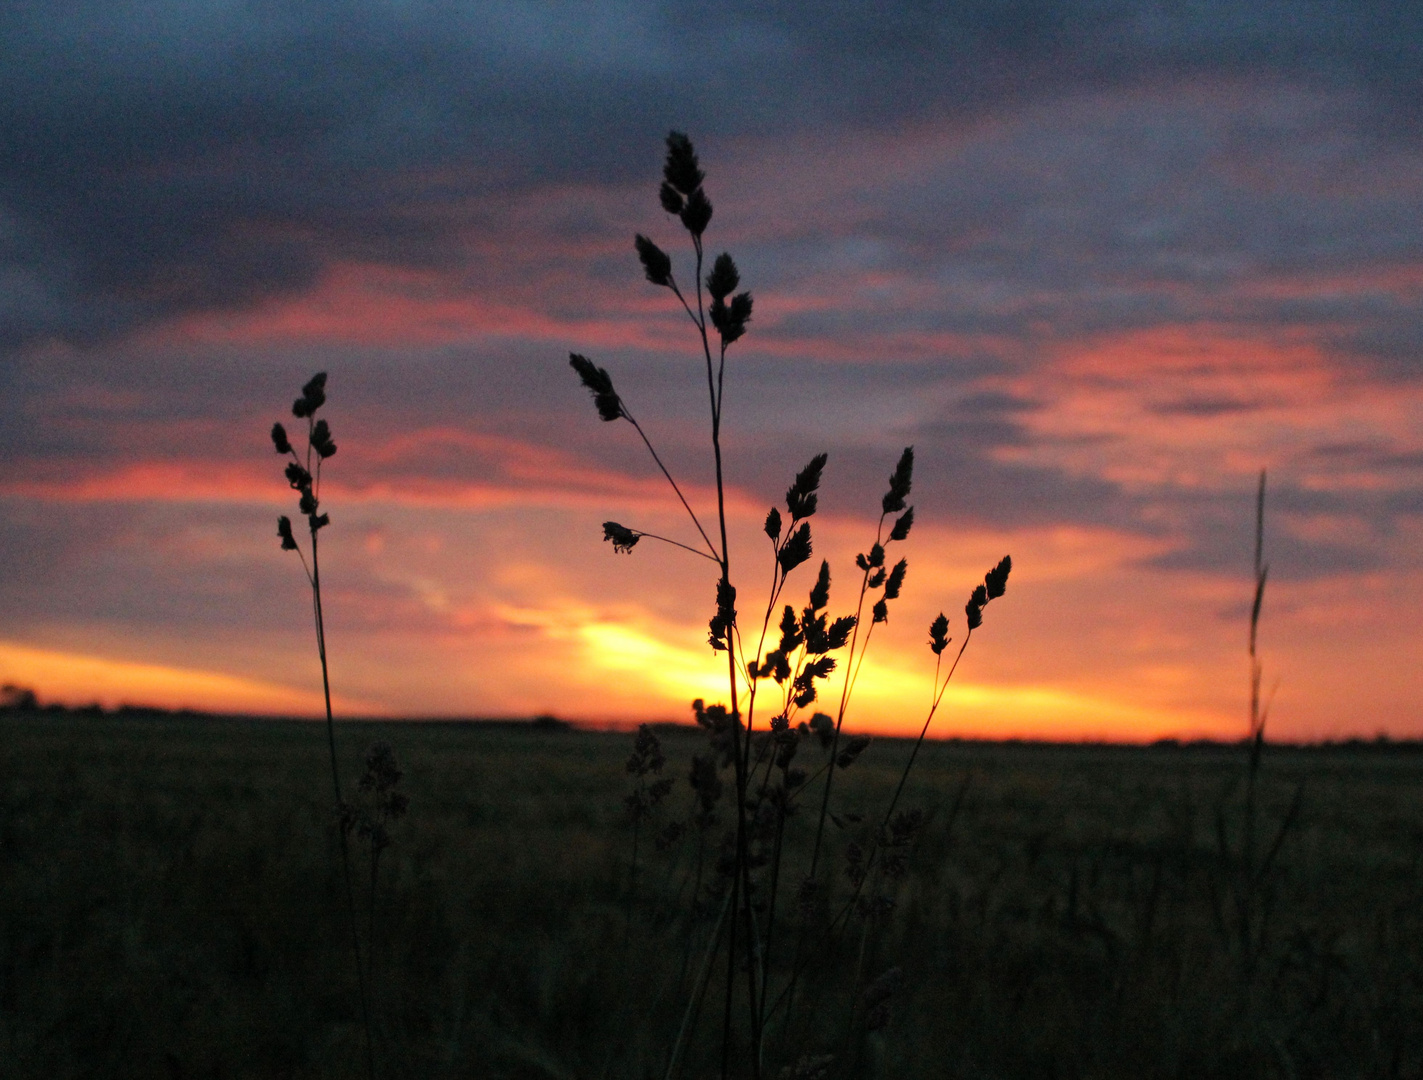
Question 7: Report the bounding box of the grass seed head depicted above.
[844,840,866,887]
[778,522,812,574]
[985,553,1012,599]
[569,353,625,422]
[884,558,908,600]
[662,130,704,196]
[311,419,337,459]
[764,506,782,540]
[680,186,712,236]
[928,612,951,655]
[808,559,831,611]
[634,234,673,287]
[359,741,403,795]
[708,579,738,651]
[689,753,722,816]
[861,966,905,1031]
[710,290,752,345]
[775,729,800,769]
[889,506,914,541]
[786,453,828,520]
[881,446,914,514]
[706,252,739,300]
[602,521,640,554]
[966,557,1011,629]
[966,583,988,629]
[836,734,872,769]
[626,723,665,777]
[801,610,829,654]
[285,462,312,491]
[777,604,803,652]
[292,371,327,417]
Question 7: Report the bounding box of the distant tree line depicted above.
[0,684,200,719]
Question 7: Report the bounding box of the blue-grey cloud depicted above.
[3,0,1423,351]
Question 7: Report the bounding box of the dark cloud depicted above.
[1330,315,1423,380]
[1147,396,1265,418]
[0,500,289,630]
[1138,472,1423,579]
[3,0,1423,351]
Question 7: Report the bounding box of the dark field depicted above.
[3,714,1422,1079]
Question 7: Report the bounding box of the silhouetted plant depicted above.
[269,373,376,1080]
[1212,469,1302,979]
[624,723,675,942]
[767,557,1010,1070]
[569,133,1015,1080]
[342,739,409,1005]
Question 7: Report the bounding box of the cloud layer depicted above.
[2,2,1421,738]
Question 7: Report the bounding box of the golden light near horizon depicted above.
[0,641,366,717]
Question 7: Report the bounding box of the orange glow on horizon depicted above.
[0,641,373,716]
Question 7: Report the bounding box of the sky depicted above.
[2,1,1421,741]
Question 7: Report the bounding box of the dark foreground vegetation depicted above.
[2,712,1422,1079]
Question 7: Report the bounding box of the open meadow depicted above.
[2,712,1421,1079]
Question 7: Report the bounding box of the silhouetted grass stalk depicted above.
[571,134,1013,1079]
[571,133,767,1079]
[270,374,376,1080]
[760,560,1008,1056]
[1213,469,1300,980]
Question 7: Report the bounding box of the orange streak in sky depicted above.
[154,262,684,351]
[0,641,371,715]
[0,425,771,516]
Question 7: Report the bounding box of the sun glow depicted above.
[560,615,1233,741]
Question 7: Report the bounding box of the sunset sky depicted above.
[2,1,1421,740]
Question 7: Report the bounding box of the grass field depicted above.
[2,712,1421,1079]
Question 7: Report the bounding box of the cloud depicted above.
[3,0,1423,351]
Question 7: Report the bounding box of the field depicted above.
[2,712,1422,1079]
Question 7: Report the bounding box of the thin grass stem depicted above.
[311,529,376,1080]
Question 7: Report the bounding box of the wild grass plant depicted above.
[569,132,1013,1079]
[270,374,406,1080]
